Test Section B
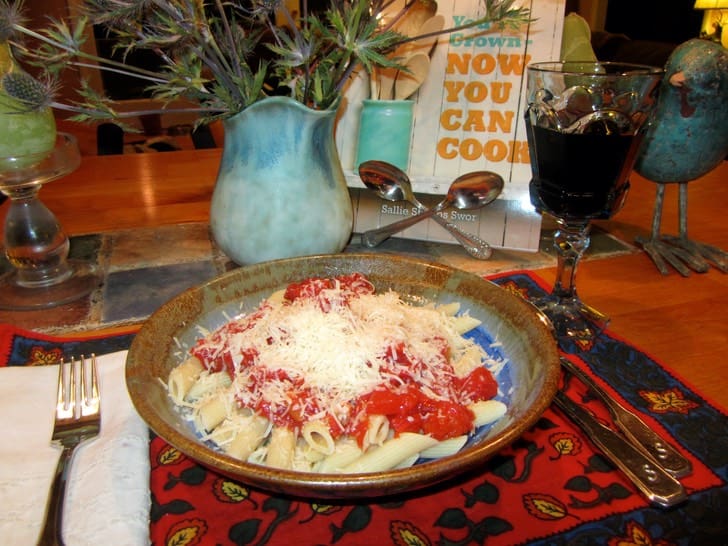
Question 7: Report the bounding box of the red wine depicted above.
[526,117,644,220]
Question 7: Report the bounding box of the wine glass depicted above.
[0,132,100,309]
[524,61,662,342]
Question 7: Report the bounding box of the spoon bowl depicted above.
[445,171,504,211]
[359,160,413,203]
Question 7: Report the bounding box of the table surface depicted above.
[2,149,727,409]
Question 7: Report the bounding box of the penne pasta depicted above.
[186,371,231,401]
[266,288,286,306]
[265,427,297,470]
[226,415,269,460]
[437,302,461,316]
[392,454,420,469]
[451,314,483,336]
[297,442,328,465]
[168,356,204,403]
[302,419,336,455]
[452,344,486,377]
[315,439,363,473]
[470,400,508,427]
[341,433,438,474]
[419,435,469,459]
[365,414,389,448]
[195,397,228,432]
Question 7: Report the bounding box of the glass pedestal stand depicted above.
[0,133,100,310]
[531,220,609,343]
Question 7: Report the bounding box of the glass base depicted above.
[532,293,609,344]
[0,260,101,310]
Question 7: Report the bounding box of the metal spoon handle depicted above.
[361,207,438,246]
[431,215,492,259]
[362,208,492,258]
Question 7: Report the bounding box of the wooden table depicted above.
[2,150,727,409]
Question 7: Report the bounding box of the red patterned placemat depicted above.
[2,271,726,545]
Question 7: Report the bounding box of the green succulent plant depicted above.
[0,0,531,125]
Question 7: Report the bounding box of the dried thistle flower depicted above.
[1,71,55,111]
[0,0,23,42]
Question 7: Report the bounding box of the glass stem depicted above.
[551,221,590,301]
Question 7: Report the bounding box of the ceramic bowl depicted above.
[126,253,560,499]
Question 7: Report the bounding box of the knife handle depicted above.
[554,391,687,508]
[613,407,692,478]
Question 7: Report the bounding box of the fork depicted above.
[38,355,101,546]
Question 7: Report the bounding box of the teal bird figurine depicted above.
[634,38,728,276]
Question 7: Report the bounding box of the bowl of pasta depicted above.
[126,253,560,498]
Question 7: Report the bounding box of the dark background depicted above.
[602,0,702,43]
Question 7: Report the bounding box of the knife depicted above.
[560,357,692,478]
[553,390,687,508]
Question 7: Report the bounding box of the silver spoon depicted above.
[359,161,496,259]
[359,162,503,254]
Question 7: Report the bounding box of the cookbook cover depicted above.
[337,0,566,251]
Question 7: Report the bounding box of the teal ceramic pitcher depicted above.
[210,97,354,265]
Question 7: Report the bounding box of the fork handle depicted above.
[38,445,73,546]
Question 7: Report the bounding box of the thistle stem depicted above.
[11,25,164,82]
[212,0,243,80]
[50,101,219,118]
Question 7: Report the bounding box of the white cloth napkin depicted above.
[0,350,150,546]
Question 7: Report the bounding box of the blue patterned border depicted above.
[490,272,728,545]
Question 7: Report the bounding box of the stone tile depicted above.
[68,234,105,262]
[346,233,554,277]
[102,260,218,324]
[5,221,638,333]
[347,234,442,262]
[435,246,555,277]
[109,223,214,271]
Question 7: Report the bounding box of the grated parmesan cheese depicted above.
[187,274,504,433]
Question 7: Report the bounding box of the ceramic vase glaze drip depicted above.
[210,97,354,265]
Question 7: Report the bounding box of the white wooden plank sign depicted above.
[337,0,566,252]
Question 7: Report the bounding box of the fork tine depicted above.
[68,358,76,415]
[55,360,65,413]
[56,358,74,416]
[81,354,100,416]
